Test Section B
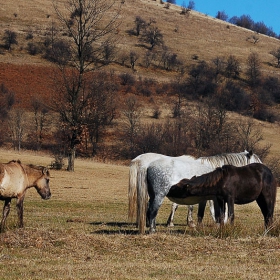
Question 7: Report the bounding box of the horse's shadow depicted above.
[89,221,191,235]
[89,221,140,235]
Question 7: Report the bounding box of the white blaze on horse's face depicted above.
[35,168,51,200]
[245,150,262,164]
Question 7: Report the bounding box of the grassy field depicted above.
[1,1,280,278]
[0,149,279,279]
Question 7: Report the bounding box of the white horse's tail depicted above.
[128,160,139,222]
[137,167,149,234]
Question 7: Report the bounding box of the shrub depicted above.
[119,73,135,86]
[44,39,71,65]
[26,42,40,55]
[50,154,65,170]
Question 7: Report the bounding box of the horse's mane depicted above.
[198,152,261,168]
[179,166,225,188]
[27,164,49,175]
[8,160,49,176]
[8,159,21,164]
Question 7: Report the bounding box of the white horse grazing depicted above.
[128,153,197,226]
[128,151,262,233]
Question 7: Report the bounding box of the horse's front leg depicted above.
[212,198,223,224]
[186,205,196,228]
[197,201,207,224]
[166,203,178,227]
[227,197,235,224]
[1,198,12,232]
[208,200,216,222]
[16,196,25,228]
[216,198,226,225]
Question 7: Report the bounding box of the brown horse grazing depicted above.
[0,160,51,232]
[167,163,277,229]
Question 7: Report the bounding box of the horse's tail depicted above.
[128,160,139,222]
[137,167,149,234]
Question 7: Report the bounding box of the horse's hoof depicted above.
[188,221,196,228]
[167,222,174,227]
[149,229,156,234]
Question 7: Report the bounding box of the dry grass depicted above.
[0,149,280,279]
[1,2,280,277]
[1,0,280,155]
[1,0,280,75]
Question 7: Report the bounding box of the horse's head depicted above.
[35,167,51,200]
[245,150,262,164]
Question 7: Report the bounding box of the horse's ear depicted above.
[245,150,253,158]
[43,167,49,175]
[247,150,253,158]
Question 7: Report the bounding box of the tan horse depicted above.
[0,160,51,232]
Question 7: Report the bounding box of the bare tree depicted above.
[31,97,49,150]
[270,47,280,68]
[140,26,164,50]
[187,0,195,10]
[2,30,18,51]
[129,51,139,71]
[216,11,228,21]
[0,84,15,145]
[246,52,261,87]
[134,16,147,36]
[225,55,240,79]
[8,109,25,151]
[102,40,116,65]
[191,100,229,155]
[233,118,271,160]
[212,56,225,81]
[0,84,14,120]
[84,72,117,156]
[52,0,121,171]
[122,96,142,157]
[143,50,156,68]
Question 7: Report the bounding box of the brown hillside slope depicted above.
[0,0,280,157]
[1,0,280,74]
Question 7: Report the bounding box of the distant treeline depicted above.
[167,1,279,39]
[216,12,279,39]
[167,1,280,39]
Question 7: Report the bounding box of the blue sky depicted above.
[176,0,280,35]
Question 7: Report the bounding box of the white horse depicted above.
[128,151,262,233]
[128,153,197,227]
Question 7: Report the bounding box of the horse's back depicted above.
[0,161,25,198]
[222,163,276,204]
[148,157,212,187]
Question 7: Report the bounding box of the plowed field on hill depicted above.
[0,62,55,109]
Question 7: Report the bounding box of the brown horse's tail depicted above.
[128,160,139,222]
[137,167,149,234]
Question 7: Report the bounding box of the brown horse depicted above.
[0,160,51,232]
[167,163,277,229]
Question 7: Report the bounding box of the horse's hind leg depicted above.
[166,203,178,227]
[147,197,164,234]
[256,193,275,229]
[1,198,11,232]
[16,196,25,228]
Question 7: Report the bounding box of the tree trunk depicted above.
[67,147,76,172]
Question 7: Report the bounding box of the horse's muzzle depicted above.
[43,193,51,200]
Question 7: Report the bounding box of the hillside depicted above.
[1,0,280,73]
[0,0,280,158]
